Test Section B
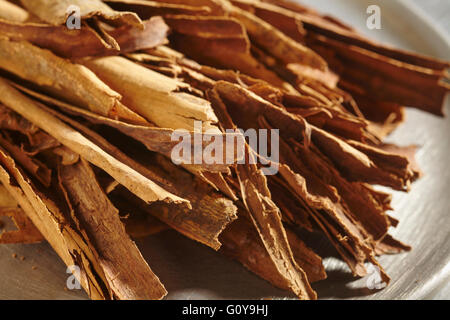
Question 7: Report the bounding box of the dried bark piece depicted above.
[0,114,167,298]
[220,215,326,290]
[275,152,372,277]
[279,138,394,248]
[259,112,400,279]
[54,108,238,250]
[85,18,121,51]
[0,17,169,58]
[122,0,226,14]
[229,0,338,87]
[51,146,80,166]
[377,144,421,179]
[0,0,29,22]
[375,234,411,256]
[59,158,167,300]
[108,150,238,250]
[306,145,393,243]
[347,90,404,140]
[0,38,146,125]
[164,15,296,92]
[82,56,220,132]
[307,34,450,116]
[20,0,142,27]
[208,88,317,300]
[0,105,61,157]
[268,175,313,232]
[145,46,365,141]
[346,140,416,186]
[0,79,190,208]
[153,50,364,142]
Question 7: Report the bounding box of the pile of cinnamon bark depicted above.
[0,0,448,300]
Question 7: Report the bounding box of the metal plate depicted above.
[0,0,449,300]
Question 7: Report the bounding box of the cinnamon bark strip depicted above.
[274,149,384,278]
[228,0,338,87]
[82,56,220,132]
[346,89,405,140]
[0,16,169,58]
[374,234,411,256]
[164,15,296,92]
[0,103,60,158]
[58,158,167,300]
[0,78,190,208]
[306,34,450,116]
[0,38,146,125]
[208,88,317,300]
[152,47,367,141]
[20,0,142,28]
[96,144,237,250]
[220,215,326,289]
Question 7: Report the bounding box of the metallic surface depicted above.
[0,0,449,300]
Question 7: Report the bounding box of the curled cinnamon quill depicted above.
[82,56,220,132]
[0,38,146,124]
[20,0,143,28]
[0,16,169,58]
